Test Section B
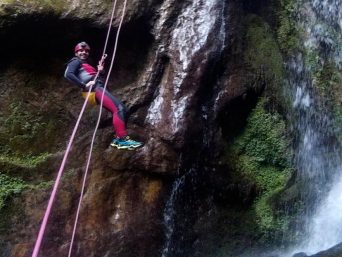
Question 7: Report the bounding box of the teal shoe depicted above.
[110,136,143,150]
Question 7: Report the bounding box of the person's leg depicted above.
[95,87,127,138]
[95,87,143,149]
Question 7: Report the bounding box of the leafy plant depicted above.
[0,174,27,211]
[224,97,293,243]
[0,102,60,156]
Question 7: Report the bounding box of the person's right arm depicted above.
[64,59,87,89]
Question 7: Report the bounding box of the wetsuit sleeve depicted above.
[64,59,86,89]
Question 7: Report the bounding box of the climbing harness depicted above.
[82,92,97,106]
[81,54,108,106]
[31,0,127,256]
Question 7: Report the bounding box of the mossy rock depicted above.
[244,15,284,82]
[0,174,27,212]
[276,0,302,55]
[305,53,342,141]
[0,0,68,15]
[243,14,287,107]
[0,102,59,156]
[222,97,294,246]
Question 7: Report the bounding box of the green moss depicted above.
[30,180,54,190]
[0,174,27,211]
[243,15,286,106]
[254,190,291,244]
[0,0,13,5]
[315,62,342,95]
[0,102,61,156]
[0,0,115,16]
[335,108,342,141]
[0,152,51,169]
[245,15,284,83]
[230,98,290,168]
[35,0,67,13]
[305,50,342,141]
[224,97,293,243]
[305,49,322,74]
[276,0,302,55]
[316,63,342,143]
[0,0,67,14]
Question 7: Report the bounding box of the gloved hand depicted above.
[97,62,104,72]
[85,80,96,88]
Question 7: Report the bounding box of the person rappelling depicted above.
[64,41,143,150]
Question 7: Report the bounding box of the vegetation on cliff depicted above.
[245,15,284,88]
[224,97,292,243]
[217,7,298,250]
[276,0,302,56]
[0,102,61,156]
[3,0,341,256]
[0,174,27,211]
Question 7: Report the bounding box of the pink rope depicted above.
[31,85,93,257]
[31,1,119,255]
[67,1,128,255]
[67,0,123,256]
[102,0,118,57]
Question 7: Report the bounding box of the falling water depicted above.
[160,0,227,255]
[285,0,342,255]
[301,173,342,254]
[160,164,216,257]
[286,53,342,255]
[161,175,186,257]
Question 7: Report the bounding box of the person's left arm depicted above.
[64,58,87,89]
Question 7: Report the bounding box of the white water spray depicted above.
[300,171,342,254]
[161,174,186,257]
[285,0,342,255]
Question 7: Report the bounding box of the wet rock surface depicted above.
[291,243,342,257]
[0,0,265,256]
[310,243,342,257]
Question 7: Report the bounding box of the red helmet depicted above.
[74,42,90,53]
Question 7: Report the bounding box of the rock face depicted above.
[0,0,287,257]
[310,243,342,257]
[292,243,342,257]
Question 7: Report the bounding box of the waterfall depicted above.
[286,52,342,256]
[288,53,337,197]
[159,0,227,255]
[161,175,187,257]
[302,173,342,254]
[285,0,342,255]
